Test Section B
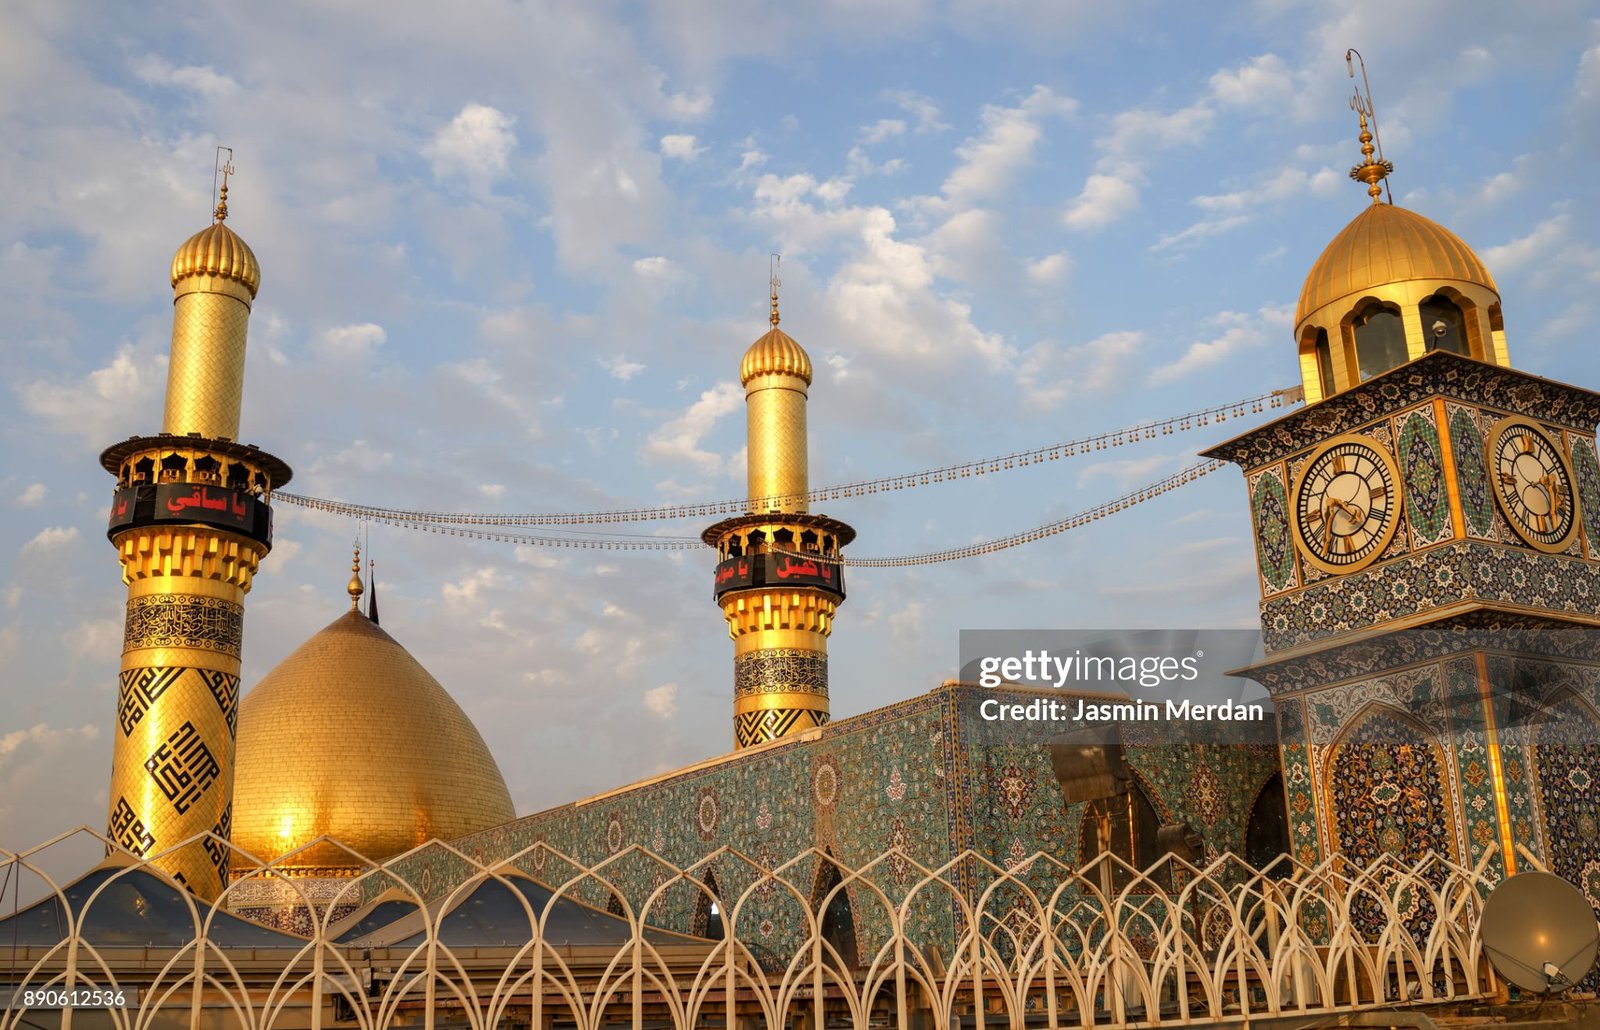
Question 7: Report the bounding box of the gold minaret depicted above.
[99,160,290,899]
[704,267,854,748]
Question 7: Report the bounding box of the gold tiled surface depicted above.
[162,288,251,440]
[171,222,260,297]
[231,611,514,873]
[746,382,809,513]
[109,640,239,901]
[1296,203,1498,327]
[740,328,812,385]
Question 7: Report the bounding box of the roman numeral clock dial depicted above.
[1290,435,1404,574]
[1487,417,1580,553]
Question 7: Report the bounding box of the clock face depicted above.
[1290,436,1404,574]
[1487,417,1579,553]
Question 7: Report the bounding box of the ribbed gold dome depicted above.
[740,327,812,386]
[1296,203,1497,327]
[231,611,514,873]
[171,221,261,298]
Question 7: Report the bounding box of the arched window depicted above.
[1350,302,1406,381]
[812,858,858,968]
[1076,781,1162,889]
[1313,328,1335,398]
[1243,773,1291,877]
[1420,294,1469,356]
[691,869,726,941]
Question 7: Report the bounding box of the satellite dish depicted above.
[1481,871,1600,994]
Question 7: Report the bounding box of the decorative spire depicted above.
[347,543,364,610]
[1345,49,1393,204]
[769,253,781,328]
[214,146,234,223]
[367,558,380,625]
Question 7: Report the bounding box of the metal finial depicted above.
[769,253,781,328]
[1345,50,1393,204]
[213,146,235,223]
[347,541,364,609]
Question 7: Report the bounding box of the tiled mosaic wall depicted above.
[1270,650,1600,907]
[368,685,1281,956]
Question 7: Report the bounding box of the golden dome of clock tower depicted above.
[1295,105,1508,403]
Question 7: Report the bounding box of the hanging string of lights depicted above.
[779,459,1226,567]
[273,389,1288,527]
[334,459,1225,563]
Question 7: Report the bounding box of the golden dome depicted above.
[1295,203,1497,328]
[231,610,514,873]
[740,328,812,386]
[171,220,260,298]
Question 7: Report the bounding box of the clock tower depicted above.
[1204,109,1600,920]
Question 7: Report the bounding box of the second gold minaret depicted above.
[100,171,289,899]
[705,277,853,748]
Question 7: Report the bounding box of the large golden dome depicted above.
[231,610,514,873]
[1295,202,1497,328]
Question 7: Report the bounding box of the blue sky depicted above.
[3,0,1598,852]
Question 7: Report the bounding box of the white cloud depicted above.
[21,346,157,446]
[1148,322,1267,386]
[887,90,951,134]
[858,118,907,144]
[633,255,684,281]
[942,85,1076,205]
[1026,252,1071,287]
[479,483,506,498]
[315,322,386,358]
[426,103,517,185]
[20,526,79,556]
[132,54,239,99]
[643,381,742,473]
[16,484,46,507]
[1154,166,1340,250]
[659,134,704,160]
[600,356,646,381]
[643,682,678,718]
[1015,330,1142,408]
[0,722,98,759]
[1574,43,1600,104]
[1483,215,1568,274]
[1062,174,1139,231]
[1208,54,1308,116]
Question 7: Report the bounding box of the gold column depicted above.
[746,371,809,513]
[162,274,252,440]
[709,284,851,749]
[108,526,261,897]
[101,176,286,900]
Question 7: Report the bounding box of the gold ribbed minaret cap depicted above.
[170,171,261,297]
[740,273,812,385]
[347,545,364,610]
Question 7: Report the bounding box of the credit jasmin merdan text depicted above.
[979,696,1267,723]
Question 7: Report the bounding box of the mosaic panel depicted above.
[1441,657,1505,880]
[1399,409,1451,546]
[1447,404,1495,540]
[123,594,243,657]
[1260,541,1600,653]
[1275,700,1320,866]
[1569,433,1600,559]
[1249,466,1296,595]
[734,649,828,697]
[1326,706,1454,936]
